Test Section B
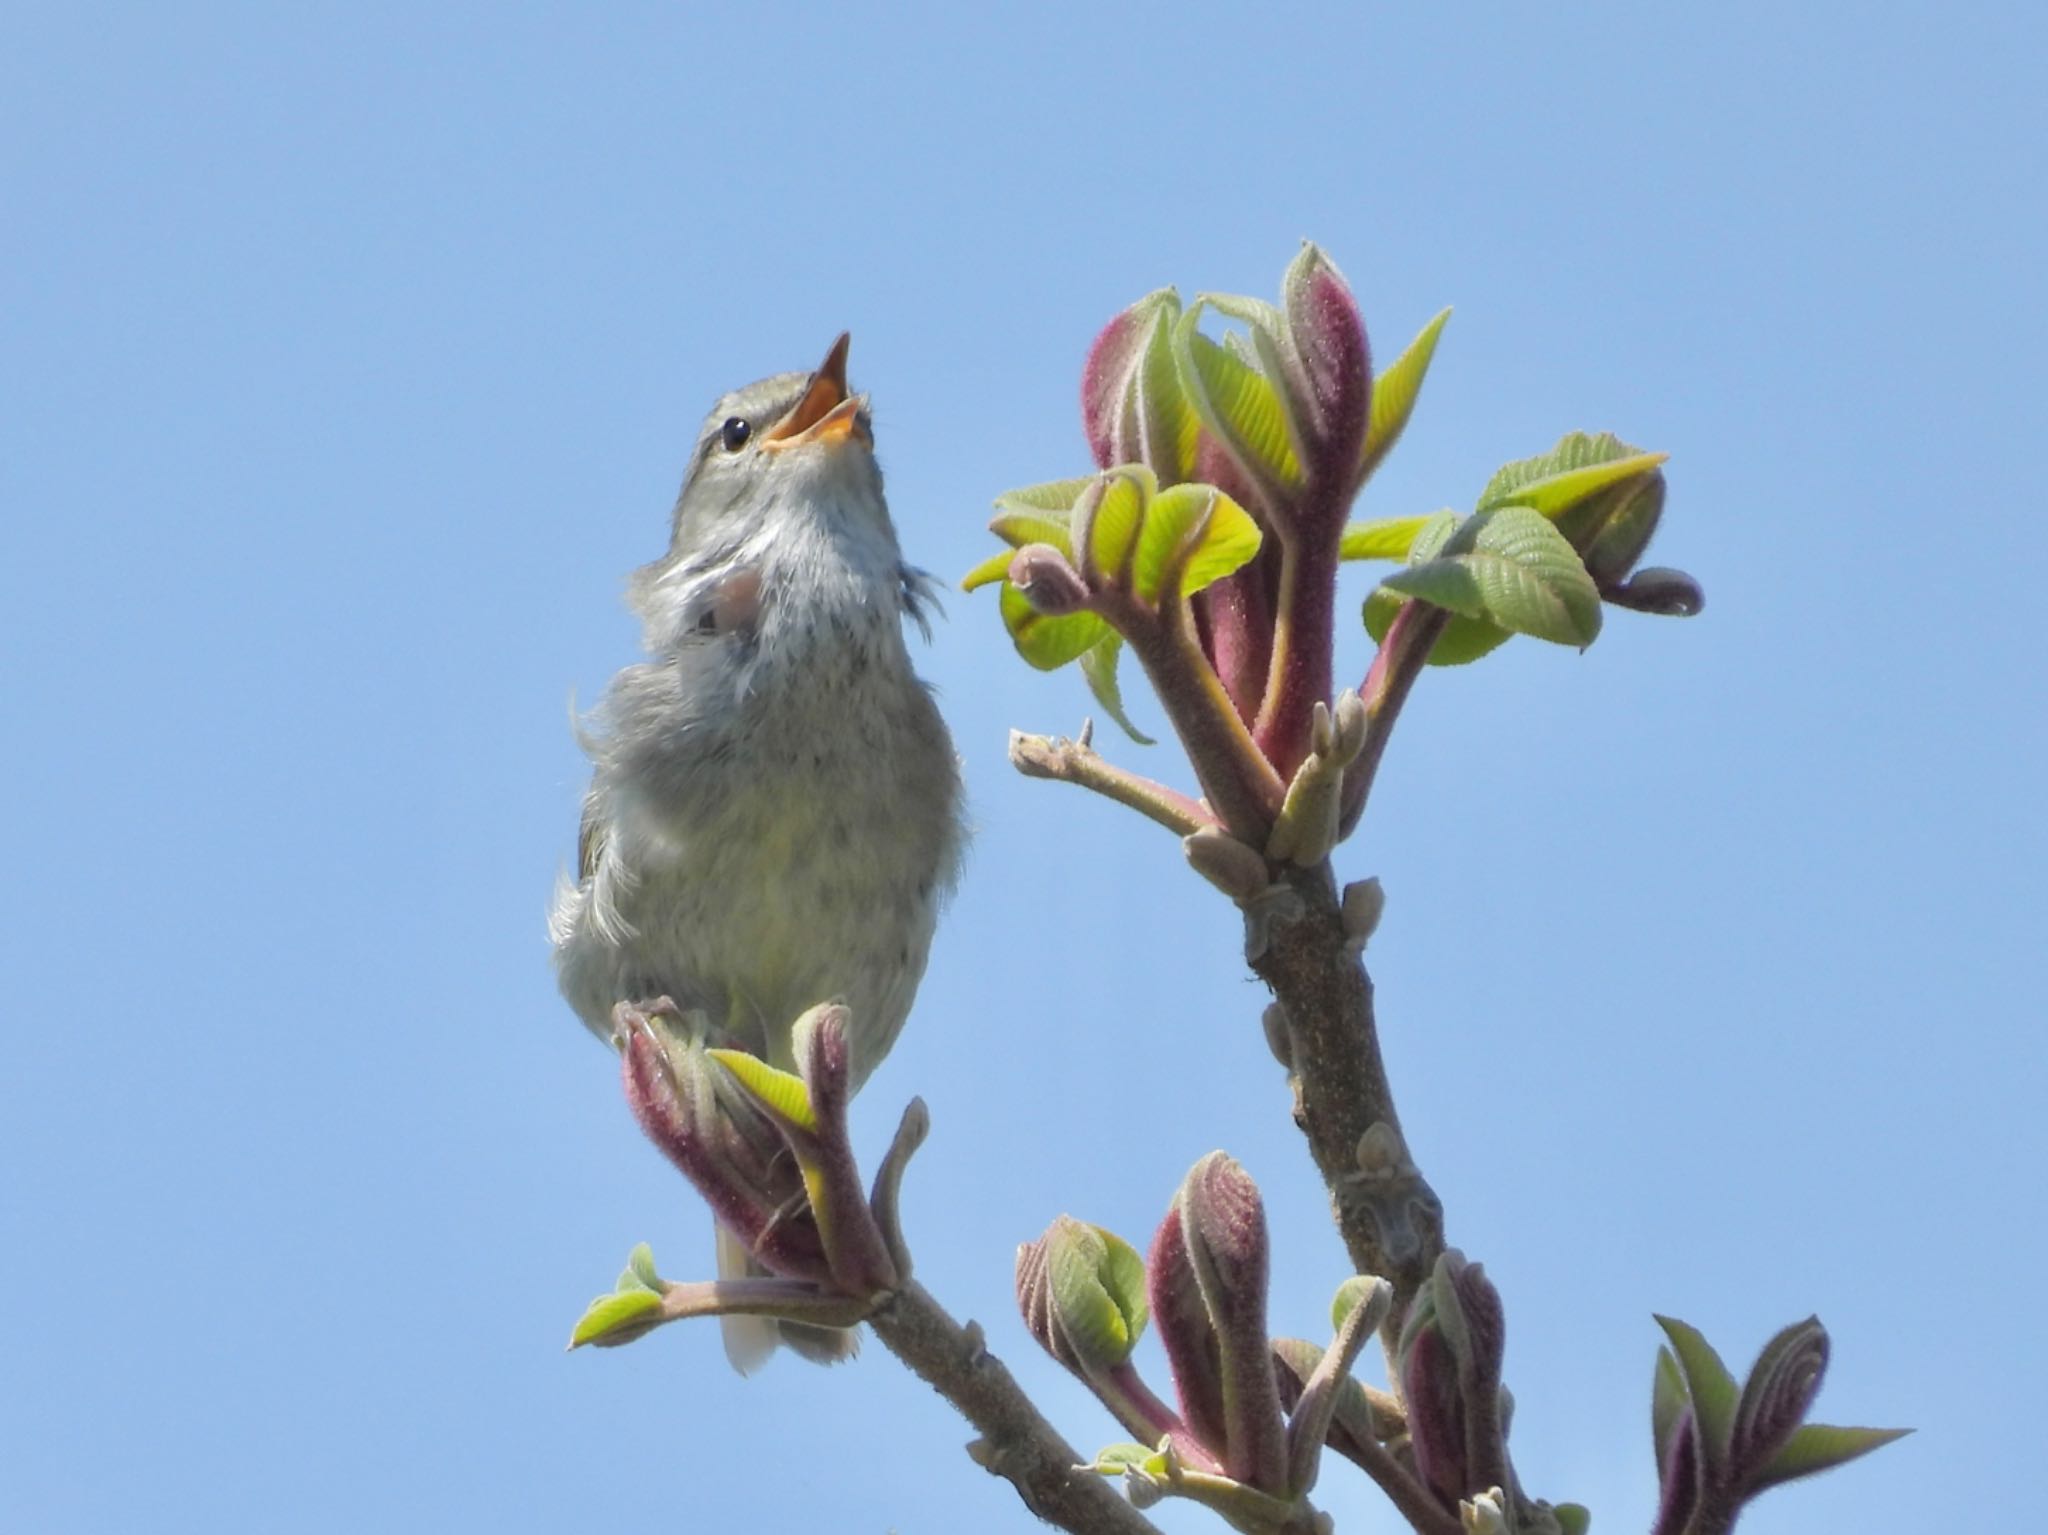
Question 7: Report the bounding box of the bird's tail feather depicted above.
[714,1220,859,1372]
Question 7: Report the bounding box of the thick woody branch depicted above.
[1249,863,1445,1308]
[869,1280,1162,1535]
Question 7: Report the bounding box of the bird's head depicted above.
[663,332,889,555]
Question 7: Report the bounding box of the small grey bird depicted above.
[551,334,963,1369]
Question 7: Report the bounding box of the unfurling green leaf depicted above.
[1079,634,1154,745]
[1084,290,1201,480]
[989,510,1075,554]
[1375,506,1602,650]
[1731,1316,1829,1475]
[976,464,1254,694]
[1133,483,1263,603]
[623,1242,662,1292]
[1079,469,1151,585]
[1086,1442,1168,1478]
[1361,307,1450,484]
[1477,431,1653,513]
[1039,1217,1151,1370]
[1363,588,1513,666]
[964,486,1087,591]
[1652,1346,1690,1468]
[1175,309,1304,498]
[569,1285,666,1349]
[1339,515,1432,562]
[1478,432,1674,592]
[1655,1315,1741,1474]
[705,1049,818,1135]
[1750,1422,1912,1492]
[995,476,1099,517]
[1405,509,1459,562]
[1130,301,1203,482]
[1480,444,1668,518]
[960,547,1015,592]
[999,582,1111,670]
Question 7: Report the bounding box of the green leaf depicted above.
[705,1049,818,1134]
[989,510,1074,553]
[1132,483,1262,604]
[1047,1219,1149,1367]
[1222,329,1260,369]
[1732,1316,1828,1472]
[1092,1224,1151,1347]
[1000,581,1111,670]
[1653,1346,1689,1466]
[1086,1443,1163,1476]
[623,1242,662,1293]
[1176,312,1303,491]
[1202,290,1310,461]
[960,548,1014,592]
[1478,431,1652,514]
[1655,1316,1740,1473]
[967,507,1084,593]
[1379,507,1602,648]
[1750,1423,1912,1492]
[1362,587,1513,667]
[1490,450,1668,518]
[1080,469,1150,584]
[1136,304,1202,482]
[994,476,1097,516]
[569,1287,666,1349]
[1079,635,1154,745]
[1553,1504,1591,1535]
[1407,509,1460,561]
[1200,290,1288,342]
[1339,515,1432,562]
[1360,307,1450,483]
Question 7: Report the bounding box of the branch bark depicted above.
[1009,729,1213,837]
[1247,864,1445,1313]
[869,1280,1163,1535]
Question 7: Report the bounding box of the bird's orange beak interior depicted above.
[761,332,868,450]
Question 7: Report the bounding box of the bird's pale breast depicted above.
[555,542,960,1088]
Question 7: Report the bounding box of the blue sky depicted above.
[3,3,2041,1531]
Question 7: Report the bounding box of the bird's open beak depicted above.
[761,332,870,451]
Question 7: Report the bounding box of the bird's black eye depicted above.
[720,416,751,452]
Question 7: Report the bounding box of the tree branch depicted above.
[1326,1431,1465,1535]
[869,1280,1163,1535]
[1340,598,1451,839]
[1110,594,1287,844]
[1254,526,1342,780]
[1008,729,1214,838]
[1249,863,1445,1310]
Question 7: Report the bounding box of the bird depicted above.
[551,333,964,1369]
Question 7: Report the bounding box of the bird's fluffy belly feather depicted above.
[556,607,956,1085]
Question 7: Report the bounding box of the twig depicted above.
[869,1280,1163,1535]
[1327,1432,1465,1535]
[1254,527,1342,780]
[1112,595,1287,843]
[1009,730,1213,837]
[1339,599,1451,839]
